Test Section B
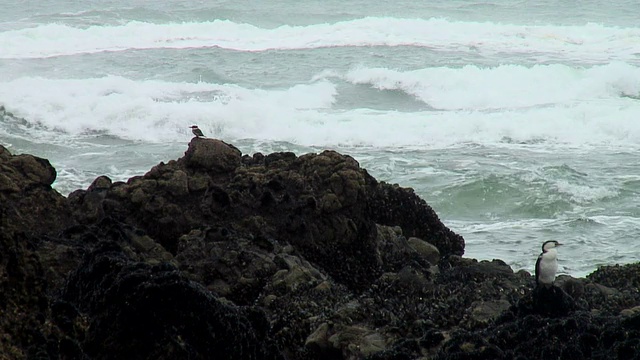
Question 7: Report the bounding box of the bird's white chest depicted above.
[537,250,558,284]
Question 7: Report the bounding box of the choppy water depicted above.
[2,0,640,277]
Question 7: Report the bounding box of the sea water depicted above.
[1,0,639,277]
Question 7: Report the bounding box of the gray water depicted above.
[2,0,640,277]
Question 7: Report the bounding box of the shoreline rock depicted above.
[1,139,639,359]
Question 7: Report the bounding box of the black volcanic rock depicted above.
[62,242,279,360]
[0,145,75,359]
[0,144,73,236]
[435,310,640,360]
[587,263,640,290]
[1,138,640,359]
[69,139,464,292]
[179,137,242,172]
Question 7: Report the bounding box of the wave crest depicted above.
[1,17,638,60]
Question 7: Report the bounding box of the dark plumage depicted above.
[190,125,205,138]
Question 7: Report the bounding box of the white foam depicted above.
[553,180,619,204]
[342,62,640,110]
[0,76,337,143]
[2,73,640,149]
[589,215,640,227]
[449,218,559,233]
[1,17,639,61]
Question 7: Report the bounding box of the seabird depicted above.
[190,125,205,138]
[535,240,562,287]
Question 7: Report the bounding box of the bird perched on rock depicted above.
[190,125,205,138]
[535,240,562,287]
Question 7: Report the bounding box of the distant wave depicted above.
[1,17,639,60]
[339,62,640,110]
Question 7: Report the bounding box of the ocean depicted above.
[1,0,639,277]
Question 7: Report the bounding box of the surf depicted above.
[2,17,639,61]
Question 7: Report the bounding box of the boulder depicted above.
[0,145,73,236]
[407,236,441,265]
[179,138,241,173]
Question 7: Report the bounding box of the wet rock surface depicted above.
[1,138,639,359]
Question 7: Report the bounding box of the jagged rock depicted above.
[436,310,640,360]
[2,138,640,360]
[0,146,76,358]
[62,242,279,360]
[68,176,113,223]
[175,230,280,305]
[36,218,175,292]
[7,153,56,187]
[588,263,640,290]
[67,139,463,292]
[0,145,73,236]
[368,183,464,257]
[376,224,433,272]
[0,209,52,359]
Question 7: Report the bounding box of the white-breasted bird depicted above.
[535,240,562,287]
[190,125,205,138]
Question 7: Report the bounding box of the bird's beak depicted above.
[556,243,563,246]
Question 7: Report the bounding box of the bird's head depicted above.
[190,125,199,129]
[542,240,562,252]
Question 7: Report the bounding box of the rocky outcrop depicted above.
[68,139,463,293]
[60,239,278,360]
[0,145,73,236]
[0,145,74,359]
[1,138,639,360]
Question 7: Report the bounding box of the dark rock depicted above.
[3,138,640,359]
[8,153,57,187]
[67,141,463,292]
[621,306,640,318]
[0,209,52,359]
[555,275,585,300]
[264,152,297,167]
[179,138,241,172]
[436,310,640,360]
[462,299,512,329]
[407,236,440,265]
[580,273,640,316]
[88,175,112,191]
[376,224,433,272]
[62,243,279,360]
[68,177,113,224]
[588,263,640,291]
[0,146,77,358]
[513,285,579,318]
[175,230,280,305]
[368,183,464,258]
[0,145,73,236]
[305,322,343,359]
